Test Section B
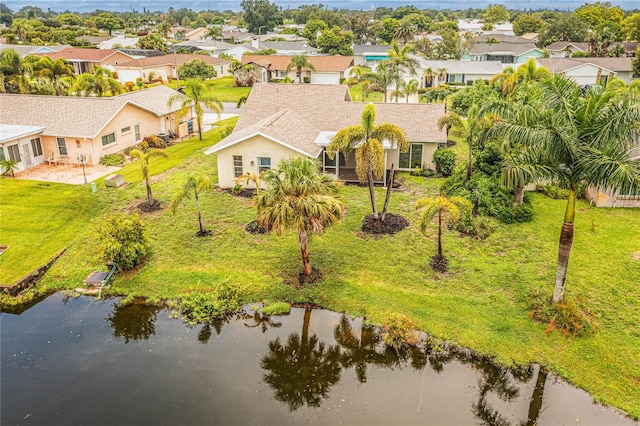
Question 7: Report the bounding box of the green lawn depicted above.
[1,124,639,419]
[348,83,385,103]
[162,77,251,103]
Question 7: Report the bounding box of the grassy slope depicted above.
[2,124,639,418]
[164,76,250,103]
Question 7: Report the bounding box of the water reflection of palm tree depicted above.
[333,315,381,383]
[244,311,283,333]
[107,303,161,344]
[524,367,547,426]
[261,309,342,411]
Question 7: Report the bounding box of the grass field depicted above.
[1,125,639,419]
[163,76,250,103]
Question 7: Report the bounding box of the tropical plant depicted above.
[0,48,24,93]
[384,40,418,102]
[437,105,495,181]
[393,19,418,44]
[416,195,471,272]
[167,78,222,140]
[327,104,409,222]
[235,171,265,195]
[97,213,149,270]
[74,66,125,97]
[485,75,640,302]
[31,56,75,96]
[255,157,344,277]
[286,54,316,83]
[403,78,419,103]
[349,65,375,102]
[129,148,169,207]
[436,67,448,85]
[169,174,214,236]
[0,159,18,177]
[423,66,435,87]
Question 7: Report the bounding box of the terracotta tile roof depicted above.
[208,109,323,157]
[32,47,131,62]
[235,83,446,143]
[117,54,230,68]
[0,86,185,138]
[242,54,354,72]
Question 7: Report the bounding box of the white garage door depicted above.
[311,73,339,84]
[117,69,141,84]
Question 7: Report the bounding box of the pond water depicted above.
[1,293,636,425]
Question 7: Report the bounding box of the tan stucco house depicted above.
[242,55,354,84]
[206,84,446,188]
[31,48,134,75]
[115,54,231,83]
[0,86,190,171]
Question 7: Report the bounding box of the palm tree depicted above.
[437,106,495,181]
[416,195,470,272]
[286,54,316,83]
[349,65,375,102]
[393,20,418,44]
[385,40,418,103]
[167,78,222,140]
[129,148,169,207]
[423,66,435,87]
[75,67,125,97]
[33,56,75,96]
[169,174,214,235]
[327,104,409,222]
[0,48,24,93]
[436,67,448,85]
[403,78,419,103]
[255,157,344,277]
[485,75,640,303]
[205,25,222,41]
[368,62,398,103]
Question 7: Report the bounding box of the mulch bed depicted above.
[283,267,324,288]
[361,213,410,235]
[245,220,267,234]
[225,188,256,198]
[195,229,213,237]
[137,200,162,213]
[429,255,449,273]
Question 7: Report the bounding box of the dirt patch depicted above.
[225,188,256,198]
[195,229,213,237]
[430,255,449,273]
[630,252,640,262]
[361,213,410,234]
[245,220,267,234]
[282,267,324,288]
[137,200,162,213]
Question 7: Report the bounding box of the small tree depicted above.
[255,157,344,277]
[129,148,168,207]
[416,195,470,272]
[98,214,149,270]
[169,175,214,236]
[167,78,222,140]
[1,159,18,177]
[178,58,217,81]
[286,54,316,83]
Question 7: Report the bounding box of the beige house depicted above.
[242,55,354,84]
[0,86,190,170]
[115,54,231,83]
[536,57,637,86]
[31,48,134,74]
[206,84,446,188]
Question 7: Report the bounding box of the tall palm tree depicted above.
[33,56,75,96]
[286,54,316,83]
[255,157,344,277]
[437,106,495,181]
[403,78,419,103]
[129,148,169,207]
[485,75,640,303]
[327,104,409,222]
[416,195,470,272]
[385,40,418,103]
[167,78,222,140]
[169,174,214,235]
[349,65,374,102]
[75,67,125,97]
[369,62,398,103]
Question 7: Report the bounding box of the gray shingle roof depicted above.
[469,42,540,56]
[353,44,391,55]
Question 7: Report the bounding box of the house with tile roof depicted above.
[31,48,134,74]
[115,54,231,83]
[0,43,73,58]
[412,58,504,87]
[205,84,446,188]
[0,86,190,171]
[242,54,354,84]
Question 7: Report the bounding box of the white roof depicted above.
[0,124,46,143]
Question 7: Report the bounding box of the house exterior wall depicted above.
[310,72,342,84]
[585,187,640,208]
[216,135,312,188]
[387,142,439,171]
[514,50,545,64]
[562,64,613,85]
[0,135,45,172]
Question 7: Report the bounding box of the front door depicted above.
[21,143,32,167]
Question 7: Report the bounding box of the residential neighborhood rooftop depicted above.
[242,54,354,72]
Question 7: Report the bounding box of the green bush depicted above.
[303,76,311,83]
[496,204,534,224]
[538,184,570,200]
[261,302,291,315]
[382,313,420,351]
[98,214,149,270]
[433,148,456,176]
[100,153,125,167]
[452,214,496,239]
[177,281,241,325]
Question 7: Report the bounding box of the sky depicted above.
[2,0,639,12]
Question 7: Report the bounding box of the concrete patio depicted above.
[14,163,121,185]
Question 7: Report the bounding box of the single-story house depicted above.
[0,86,190,171]
[76,35,115,46]
[0,43,72,58]
[205,84,447,188]
[254,32,307,42]
[97,35,139,50]
[412,58,504,87]
[115,54,230,83]
[545,41,637,58]
[457,19,514,36]
[242,54,354,84]
[535,58,619,86]
[249,39,318,55]
[221,44,258,60]
[172,39,235,55]
[31,48,134,74]
[568,57,637,85]
[353,44,390,67]
[463,40,545,64]
[221,31,253,44]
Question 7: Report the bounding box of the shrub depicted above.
[176,281,241,326]
[231,184,244,195]
[303,76,311,83]
[452,214,496,239]
[100,153,125,167]
[143,135,165,149]
[98,214,149,270]
[261,302,291,315]
[537,184,570,200]
[529,290,598,336]
[124,81,134,91]
[382,313,420,351]
[219,126,233,139]
[496,204,534,224]
[433,148,456,176]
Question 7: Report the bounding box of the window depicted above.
[30,138,43,157]
[101,132,116,146]
[134,124,141,142]
[0,147,5,162]
[233,155,243,178]
[7,144,20,162]
[257,157,271,173]
[56,137,67,156]
[399,143,423,169]
[323,149,346,167]
[121,126,131,134]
